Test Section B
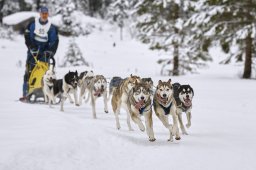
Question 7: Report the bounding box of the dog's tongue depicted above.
[184,99,192,107]
[94,89,102,96]
[135,100,145,110]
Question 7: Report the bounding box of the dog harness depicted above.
[48,85,53,90]
[153,100,173,115]
[34,17,51,42]
[177,102,191,112]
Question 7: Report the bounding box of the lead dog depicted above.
[173,83,194,135]
[127,82,156,142]
[111,74,141,130]
[153,79,180,142]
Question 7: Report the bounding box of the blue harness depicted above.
[153,100,173,115]
[160,102,173,115]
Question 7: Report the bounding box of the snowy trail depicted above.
[0,30,256,170]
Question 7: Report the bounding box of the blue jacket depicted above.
[25,18,59,63]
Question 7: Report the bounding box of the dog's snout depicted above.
[101,85,104,89]
[186,95,189,98]
[141,96,145,100]
[163,94,167,98]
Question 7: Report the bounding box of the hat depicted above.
[39,6,48,13]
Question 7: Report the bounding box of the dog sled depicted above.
[24,50,60,104]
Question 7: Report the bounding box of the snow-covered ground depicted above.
[0,25,256,170]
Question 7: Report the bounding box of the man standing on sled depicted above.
[19,6,59,102]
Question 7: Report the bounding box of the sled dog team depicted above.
[43,66,194,142]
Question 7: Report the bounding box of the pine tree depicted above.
[107,0,130,40]
[61,38,89,67]
[188,0,256,78]
[136,0,211,76]
[1,1,20,17]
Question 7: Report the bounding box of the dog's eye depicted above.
[160,89,163,91]
[166,89,169,91]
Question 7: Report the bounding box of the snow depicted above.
[0,23,256,170]
[3,12,38,25]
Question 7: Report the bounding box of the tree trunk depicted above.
[120,26,123,41]
[243,34,252,79]
[0,0,5,23]
[173,43,179,76]
[19,0,27,11]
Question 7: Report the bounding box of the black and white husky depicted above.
[53,71,79,111]
[173,83,194,135]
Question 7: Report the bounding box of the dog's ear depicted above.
[69,70,70,73]
[167,79,171,84]
[158,80,162,85]
[75,70,78,75]
[130,74,133,77]
[189,85,194,96]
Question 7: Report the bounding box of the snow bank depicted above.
[3,11,38,25]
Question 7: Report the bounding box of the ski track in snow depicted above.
[0,27,256,170]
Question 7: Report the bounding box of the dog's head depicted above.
[79,70,94,86]
[132,82,151,104]
[156,79,173,103]
[65,70,79,88]
[79,70,94,81]
[44,69,56,85]
[142,77,153,89]
[178,85,194,107]
[94,75,107,93]
[126,74,141,90]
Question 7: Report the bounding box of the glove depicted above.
[29,44,38,52]
[44,51,53,58]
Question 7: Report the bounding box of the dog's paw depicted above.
[75,104,80,106]
[149,137,156,142]
[167,138,174,142]
[186,123,191,128]
[104,110,109,114]
[175,136,181,140]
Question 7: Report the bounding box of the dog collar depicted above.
[48,85,53,90]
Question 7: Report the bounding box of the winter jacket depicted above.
[24,17,59,62]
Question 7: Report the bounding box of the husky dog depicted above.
[109,76,123,98]
[173,83,194,135]
[153,79,180,142]
[111,74,141,130]
[85,75,108,119]
[78,70,94,105]
[127,82,155,142]
[141,77,154,96]
[53,71,79,111]
[42,64,57,107]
